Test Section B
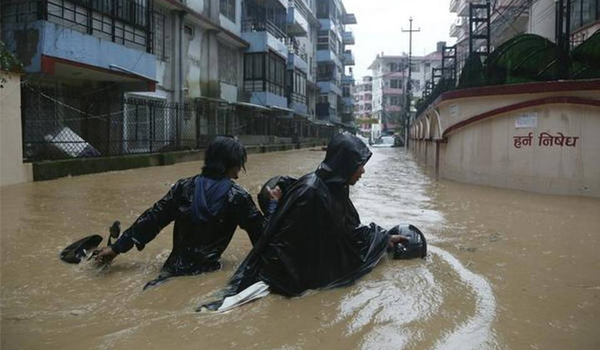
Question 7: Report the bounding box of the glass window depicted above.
[220,0,236,22]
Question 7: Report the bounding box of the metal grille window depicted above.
[220,0,236,22]
[570,0,599,32]
[244,53,264,92]
[1,0,153,52]
[287,69,307,104]
[316,0,329,18]
[153,9,171,62]
[219,43,240,85]
[390,79,400,88]
[243,52,285,96]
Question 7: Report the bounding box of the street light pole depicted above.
[402,17,420,148]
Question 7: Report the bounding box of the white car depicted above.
[371,136,395,148]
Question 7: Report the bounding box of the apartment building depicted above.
[449,0,530,61]
[368,55,406,133]
[368,45,443,134]
[449,0,599,65]
[528,0,600,45]
[315,0,356,124]
[352,76,373,135]
[1,0,331,158]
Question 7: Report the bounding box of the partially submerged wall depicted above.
[411,80,600,197]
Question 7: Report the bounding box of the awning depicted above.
[293,112,312,119]
[40,55,157,92]
[233,101,271,111]
[269,105,295,118]
[194,96,231,106]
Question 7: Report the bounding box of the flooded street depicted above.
[1,147,599,350]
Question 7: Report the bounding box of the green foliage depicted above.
[1,41,23,73]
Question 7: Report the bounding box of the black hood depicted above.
[316,133,372,184]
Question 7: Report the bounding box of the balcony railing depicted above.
[242,18,287,41]
[1,0,152,52]
[286,37,308,61]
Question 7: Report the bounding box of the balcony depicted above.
[287,7,309,36]
[450,0,459,12]
[317,49,342,67]
[287,50,309,74]
[342,96,355,107]
[342,74,355,84]
[456,0,482,17]
[385,105,403,112]
[0,0,155,90]
[342,50,355,66]
[342,13,357,25]
[450,18,465,37]
[383,87,404,95]
[317,81,342,96]
[342,30,355,45]
[242,19,289,57]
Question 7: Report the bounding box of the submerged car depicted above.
[371,136,396,148]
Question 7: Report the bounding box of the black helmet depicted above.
[390,224,427,260]
[59,235,103,264]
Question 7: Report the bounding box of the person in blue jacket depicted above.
[94,136,281,288]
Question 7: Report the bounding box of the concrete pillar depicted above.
[1,72,33,186]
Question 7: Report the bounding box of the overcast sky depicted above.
[344,0,457,79]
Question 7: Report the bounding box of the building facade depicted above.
[315,0,356,124]
[352,76,373,136]
[1,0,339,161]
[368,47,442,136]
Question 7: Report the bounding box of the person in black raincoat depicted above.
[215,133,407,301]
[95,136,281,288]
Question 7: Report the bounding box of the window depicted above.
[220,0,236,22]
[412,80,420,91]
[411,62,420,72]
[184,24,194,38]
[153,9,171,62]
[343,86,351,97]
[317,63,335,81]
[243,52,286,96]
[288,69,307,104]
[219,43,239,85]
[317,0,330,19]
[390,79,400,89]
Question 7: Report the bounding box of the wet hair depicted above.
[202,136,247,178]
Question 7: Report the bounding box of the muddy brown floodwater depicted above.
[1,147,599,350]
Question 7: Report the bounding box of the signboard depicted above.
[449,104,459,118]
[515,113,538,129]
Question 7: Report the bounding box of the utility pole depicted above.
[402,17,420,148]
[555,0,572,79]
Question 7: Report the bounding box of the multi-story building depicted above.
[315,0,356,124]
[449,0,530,64]
[368,45,443,135]
[1,0,332,159]
[528,0,600,45]
[352,76,373,135]
[449,0,600,72]
[368,55,406,133]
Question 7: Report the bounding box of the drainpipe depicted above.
[179,11,185,106]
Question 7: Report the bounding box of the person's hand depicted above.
[265,185,282,202]
[389,234,409,249]
[94,246,118,265]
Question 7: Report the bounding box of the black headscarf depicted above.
[316,133,372,184]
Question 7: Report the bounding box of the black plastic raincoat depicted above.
[220,133,391,298]
[111,176,270,277]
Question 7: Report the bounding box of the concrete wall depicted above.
[411,81,600,197]
[0,72,33,186]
